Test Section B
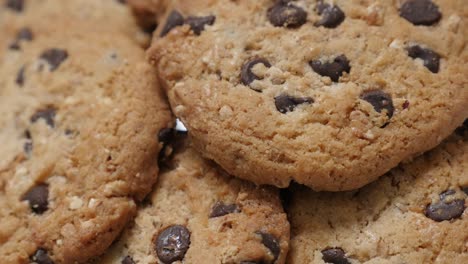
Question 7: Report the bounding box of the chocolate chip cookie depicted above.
[287,127,468,263]
[0,1,173,263]
[97,137,290,264]
[148,0,468,190]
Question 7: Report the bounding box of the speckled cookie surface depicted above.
[98,138,290,264]
[149,0,468,190]
[0,1,173,263]
[287,127,468,263]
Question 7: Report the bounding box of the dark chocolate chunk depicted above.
[39,48,68,71]
[309,55,350,82]
[257,232,280,262]
[121,256,135,264]
[321,247,350,264]
[360,90,394,119]
[30,249,54,264]
[22,184,49,214]
[17,27,33,41]
[16,65,25,86]
[241,58,271,89]
[425,189,465,222]
[400,0,441,26]
[155,225,191,263]
[406,45,440,73]
[160,10,185,37]
[185,15,216,35]
[275,94,314,114]
[210,202,239,218]
[31,107,56,128]
[8,27,33,50]
[267,2,307,28]
[6,0,24,12]
[9,42,20,50]
[24,130,33,155]
[315,1,345,28]
[116,0,126,4]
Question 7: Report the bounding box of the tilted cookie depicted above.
[0,1,173,263]
[287,125,468,263]
[98,137,290,264]
[149,0,468,190]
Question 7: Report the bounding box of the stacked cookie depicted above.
[0,0,466,263]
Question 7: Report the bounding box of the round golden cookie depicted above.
[149,0,468,190]
[287,126,468,263]
[0,1,173,263]
[98,137,290,264]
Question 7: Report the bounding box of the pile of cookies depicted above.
[0,0,466,263]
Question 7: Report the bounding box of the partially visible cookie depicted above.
[287,127,468,263]
[0,1,173,263]
[98,137,290,264]
[149,0,468,190]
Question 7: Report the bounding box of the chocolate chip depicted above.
[185,15,216,35]
[425,189,465,222]
[24,130,33,155]
[257,232,280,262]
[116,0,126,4]
[400,0,441,26]
[314,1,345,28]
[30,249,54,264]
[16,65,25,86]
[209,202,239,218]
[17,27,33,41]
[8,42,20,50]
[31,107,56,127]
[360,90,394,119]
[39,49,68,71]
[6,0,24,12]
[267,2,307,28]
[275,94,313,114]
[241,58,271,89]
[321,247,350,264]
[309,55,350,82]
[121,256,135,264]
[160,10,185,37]
[22,184,49,214]
[406,45,440,73]
[155,225,191,263]
[402,100,410,110]
[9,27,34,50]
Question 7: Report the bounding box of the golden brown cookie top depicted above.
[98,139,290,264]
[149,0,468,191]
[0,0,173,262]
[288,129,468,263]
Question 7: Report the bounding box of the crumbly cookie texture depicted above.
[97,138,290,264]
[149,0,468,190]
[287,127,468,264]
[0,1,173,263]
